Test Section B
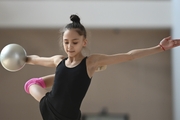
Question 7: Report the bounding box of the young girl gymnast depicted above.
[24,14,180,120]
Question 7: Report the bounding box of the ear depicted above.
[83,39,87,47]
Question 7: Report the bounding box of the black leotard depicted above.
[40,57,91,120]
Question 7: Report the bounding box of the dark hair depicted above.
[62,14,87,38]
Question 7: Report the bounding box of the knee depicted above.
[24,78,46,94]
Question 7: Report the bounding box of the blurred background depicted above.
[0,0,179,120]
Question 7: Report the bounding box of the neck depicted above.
[67,53,84,63]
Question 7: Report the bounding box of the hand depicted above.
[159,36,180,50]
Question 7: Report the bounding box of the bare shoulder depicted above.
[86,54,99,65]
[87,54,107,65]
[87,54,107,72]
[53,55,66,66]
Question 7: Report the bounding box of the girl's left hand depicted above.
[159,36,180,50]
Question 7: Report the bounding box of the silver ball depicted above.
[0,44,27,72]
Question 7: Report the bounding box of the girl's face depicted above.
[63,29,87,57]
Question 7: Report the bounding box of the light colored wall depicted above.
[0,1,171,28]
[171,0,180,120]
[0,28,171,120]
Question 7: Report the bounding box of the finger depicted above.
[174,44,180,47]
[165,36,171,41]
[173,40,180,46]
[173,39,180,41]
[174,40,180,43]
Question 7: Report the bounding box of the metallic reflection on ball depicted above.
[0,44,27,72]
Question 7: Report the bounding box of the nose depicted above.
[68,43,73,49]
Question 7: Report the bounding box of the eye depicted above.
[64,42,69,44]
[73,42,78,44]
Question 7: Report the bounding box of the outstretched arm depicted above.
[92,36,180,66]
[26,55,65,67]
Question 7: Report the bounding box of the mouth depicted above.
[67,51,75,53]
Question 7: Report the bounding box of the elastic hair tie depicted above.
[159,44,165,51]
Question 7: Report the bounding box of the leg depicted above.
[24,78,47,102]
[24,74,55,102]
[29,84,47,102]
[41,74,55,88]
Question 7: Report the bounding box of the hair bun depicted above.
[70,14,80,24]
